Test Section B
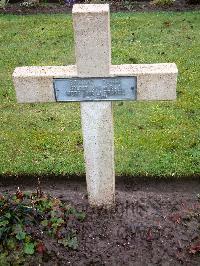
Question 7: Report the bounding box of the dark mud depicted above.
[0,0,200,15]
[1,176,200,265]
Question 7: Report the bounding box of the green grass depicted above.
[0,12,199,177]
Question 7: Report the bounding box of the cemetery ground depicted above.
[1,176,200,264]
[0,0,200,15]
[0,10,200,265]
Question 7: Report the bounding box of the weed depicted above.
[151,0,175,6]
[0,0,9,8]
[0,181,85,264]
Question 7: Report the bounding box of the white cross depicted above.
[13,4,178,207]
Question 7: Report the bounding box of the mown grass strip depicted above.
[0,12,199,176]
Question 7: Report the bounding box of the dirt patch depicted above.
[1,176,200,265]
[0,0,200,15]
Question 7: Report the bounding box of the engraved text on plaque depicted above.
[53,77,137,102]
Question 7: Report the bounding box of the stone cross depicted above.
[13,4,178,207]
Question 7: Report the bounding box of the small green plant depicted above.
[121,0,137,11]
[0,181,85,264]
[0,0,9,8]
[151,0,175,6]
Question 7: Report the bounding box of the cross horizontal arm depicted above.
[13,63,177,103]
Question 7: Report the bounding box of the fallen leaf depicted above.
[189,241,200,254]
[36,242,46,254]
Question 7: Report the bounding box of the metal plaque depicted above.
[53,76,137,102]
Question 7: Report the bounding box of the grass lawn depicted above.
[0,11,199,177]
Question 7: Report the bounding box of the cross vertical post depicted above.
[72,5,115,206]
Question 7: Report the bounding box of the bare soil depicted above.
[1,176,200,265]
[0,0,200,15]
